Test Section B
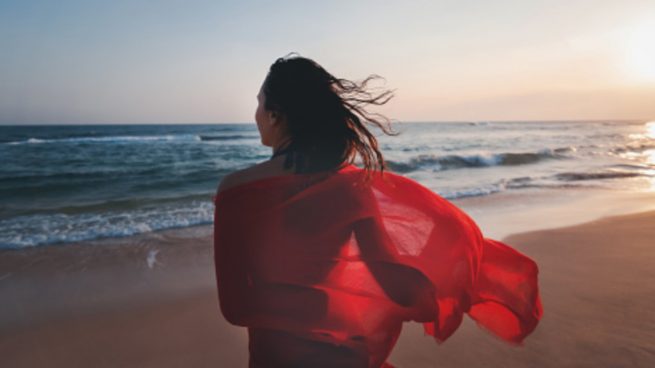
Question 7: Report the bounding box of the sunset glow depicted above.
[622,21,655,83]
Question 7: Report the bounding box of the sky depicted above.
[1,0,654,125]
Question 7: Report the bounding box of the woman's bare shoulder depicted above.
[217,157,293,193]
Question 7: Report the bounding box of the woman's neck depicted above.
[271,137,294,158]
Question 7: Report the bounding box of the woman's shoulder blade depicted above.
[217,159,285,194]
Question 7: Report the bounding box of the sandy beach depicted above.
[1,188,655,367]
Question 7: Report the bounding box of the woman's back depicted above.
[216,161,404,367]
[217,155,297,193]
[219,152,423,367]
[214,162,542,367]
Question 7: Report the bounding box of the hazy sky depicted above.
[1,0,654,124]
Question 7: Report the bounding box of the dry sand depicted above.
[1,191,655,367]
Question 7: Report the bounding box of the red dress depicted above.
[213,163,542,367]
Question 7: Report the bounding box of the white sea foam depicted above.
[5,134,201,145]
[0,200,214,249]
[146,249,161,269]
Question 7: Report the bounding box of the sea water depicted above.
[1,121,654,248]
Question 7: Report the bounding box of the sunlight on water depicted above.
[646,149,655,192]
[646,121,655,139]
[642,122,655,191]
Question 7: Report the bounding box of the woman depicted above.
[213,53,543,367]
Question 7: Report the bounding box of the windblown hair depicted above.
[262,52,399,179]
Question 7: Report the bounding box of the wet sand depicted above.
[1,189,655,367]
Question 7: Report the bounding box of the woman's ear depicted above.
[269,111,281,126]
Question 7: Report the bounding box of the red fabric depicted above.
[213,163,542,367]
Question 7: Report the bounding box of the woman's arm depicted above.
[214,237,327,329]
[213,181,327,329]
[353,216,436,319]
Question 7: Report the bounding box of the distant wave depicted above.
[2,193,213,219]
[436,174,592,199]
[386,148,571,173]
[199,134,259,141]
[608,163,654,170]
[439,185,504,199]
[554,171,646,181]
[611,142,655,154]
[0,168,161,182]
[4,134,201,145]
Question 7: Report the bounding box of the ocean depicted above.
[1,121,654,249]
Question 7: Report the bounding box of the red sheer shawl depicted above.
[213,163,542,363]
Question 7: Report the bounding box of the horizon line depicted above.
[0,118,650,127]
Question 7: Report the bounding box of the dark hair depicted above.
[262,52,399,180]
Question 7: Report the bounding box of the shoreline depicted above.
[4,185,654,253]
[2,187,655,366]
[451,186,655,240]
